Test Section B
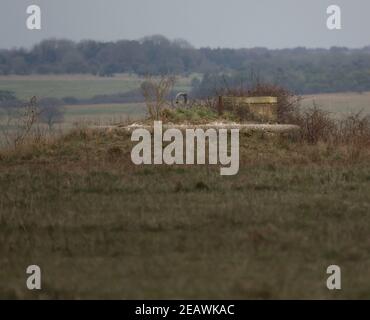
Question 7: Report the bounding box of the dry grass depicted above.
[291,105,370,150]
[0,127,370,299]
[302,92,370,118]
[0,73,195,100]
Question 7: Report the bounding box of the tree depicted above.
[141,75,175,120]
[38,98,65,129]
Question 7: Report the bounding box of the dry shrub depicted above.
[141,75,175,120]
[291,104,335,144]
[0,96,41,148]
[337,112,370,146]
[291,105,370,157]
[337,113,370,161]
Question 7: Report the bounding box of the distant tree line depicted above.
[193,46,370,96]
[1,35,370,94]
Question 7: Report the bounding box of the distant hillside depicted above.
[1,35,370,94]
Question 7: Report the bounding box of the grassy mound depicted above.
[154,106,241,125]
[0,129,370,299]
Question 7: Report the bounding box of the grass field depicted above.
[0,74,195,100]
[302,92,370,117]
[63,103,147,125]
[0,130,370,299]
[1,74,369,123]
[0,75,370,299]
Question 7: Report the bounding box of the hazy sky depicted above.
[0,0,369,49]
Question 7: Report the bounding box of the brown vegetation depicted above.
[141,75,175,120]
[1,82,370,299]
[1,125,370,299]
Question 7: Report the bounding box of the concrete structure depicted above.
[220,96,278,123]
[93,123,300,134]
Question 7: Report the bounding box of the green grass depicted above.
[0,130,370,299]
[162,106,220,123]
[0,78,140,100]
[0,74,195,100]
[63,103,146,123]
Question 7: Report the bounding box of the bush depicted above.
[337,112,370,145]
[290,104,370,148]
[291,104,335,144]
[38,98,65,129]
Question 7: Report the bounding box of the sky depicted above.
[0,0,369,50]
